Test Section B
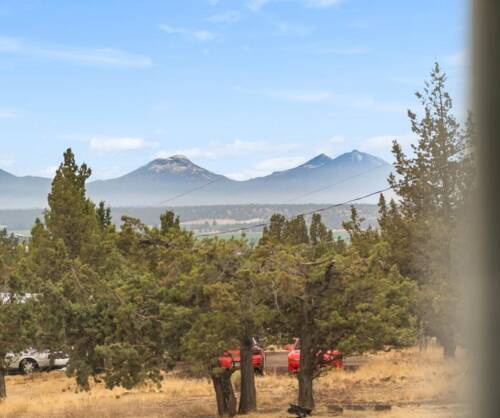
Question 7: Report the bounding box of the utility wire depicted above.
[197,186,392,238]
[282,163,389,204]
[197,152,465,238]
[153,162,388,207]
[156,150,463,236]
[154,176,225,207]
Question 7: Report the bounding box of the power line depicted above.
[282,163,389,204]
[197,186,392,238]
[156,151,463,235]
[154,177,225,207]
[152,163,388,208]
[196,153,465,238]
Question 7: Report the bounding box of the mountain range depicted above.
[0,150,393,209]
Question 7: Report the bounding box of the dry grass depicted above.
[0,346,469,418]
[313,346,469,404]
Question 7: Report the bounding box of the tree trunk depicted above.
[418,321,428,352]
[212,369,237,417]
[443,338,457,358]
[297,334,315,410]
[440,332,456,358]
[0,368,6,400]
[238,337,257,415]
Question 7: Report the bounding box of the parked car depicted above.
[218,338,266,375]
[5,349,69,374]
[287,339,343,373]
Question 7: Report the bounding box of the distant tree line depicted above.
[0,204,380,237]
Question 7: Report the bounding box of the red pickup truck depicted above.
[218,339,266,375]
[287,339,343,373]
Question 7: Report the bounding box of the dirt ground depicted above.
[0,346,471,418]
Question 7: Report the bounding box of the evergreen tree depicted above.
[342,206,379,257]
[0,252,35,399]
[181,238,249,417]
[259,214,416,410]
[309,213,330,245]
[382,63,475,357]
[160,210,180,234]
[262,214,286,242]
[22,149,122,388]
[96,201,113,230]
[45,148,98,259]
[283,215,309,244]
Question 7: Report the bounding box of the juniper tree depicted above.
[383,63,475,357]
[0,260,35,399]
[21,149,123,388]
[181,238,247,417]
[258,214,416,410]
[180,237,272,416]
[96,201,113,230]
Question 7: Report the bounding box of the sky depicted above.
[0,0,469,181]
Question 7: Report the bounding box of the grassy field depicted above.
[0,347,469,418]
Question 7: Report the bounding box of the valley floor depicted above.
[0,347,470,418]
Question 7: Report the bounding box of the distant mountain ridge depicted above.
[0,150,393,209]
[0,169,52,209]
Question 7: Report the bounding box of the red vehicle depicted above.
[287,339,343,373]
[218,338,266,375]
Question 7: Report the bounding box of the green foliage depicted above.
[19,149,124,389]
[0,232,36,398]
[180,238,260,372]
[379,63,475,356]
[257,213,416,409]
[160,211,180,233]
[45,149,98,259]
[259,214,416,356]
[342,206,380,258]
[309,213,332,245]
[96,201,113,231]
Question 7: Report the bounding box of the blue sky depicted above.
[0,0,468,180]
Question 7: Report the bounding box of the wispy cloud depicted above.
[349,96,407,113]
[254,156,305,171]
[159,25,216,42]
[448,50,468,67]
[0,157,15,168]
[0,36,152,68]
[390,76,421,85]
[360,133,414,153]
[234,86,334,103]
[156,139,299,160]
[329,135,345,145]
[306,0,342,8]
[0,107,20,118]
[314,135,348,156]
[235,86,406,112]
[40,165,59,177]
[349,21,369,29]
[312,46,369,55]
[247,0,342,11]
[247,0,271,11]
[275,22,314,36]
[206,10,241,24]
[283,44,369,55]
[90,137,159,153]
[225,156,306,180]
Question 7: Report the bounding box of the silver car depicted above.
[5,349,69,373]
